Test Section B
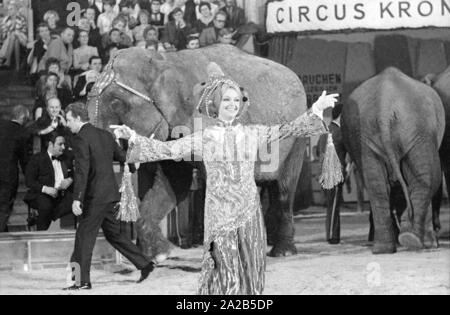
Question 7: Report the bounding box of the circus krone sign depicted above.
[266,0,450,33]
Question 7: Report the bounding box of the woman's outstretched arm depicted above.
[112,126,203,163]
[252,91,338,143]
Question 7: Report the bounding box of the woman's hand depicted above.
[110,125,134,140]
[312,91,339,115]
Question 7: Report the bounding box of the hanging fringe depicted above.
[319,133,344,190]
[117,164,140,223]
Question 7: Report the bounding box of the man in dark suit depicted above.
[318,104,347,244]
[0,106,31,232]
[63,103,154,291]
[24,132,74,231]
[223,0,246,31]
[73,56,103,103]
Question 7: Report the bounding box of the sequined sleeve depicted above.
[127,132,203,163]
[253,109,328,143]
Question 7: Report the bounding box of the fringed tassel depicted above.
[319,133,344,190]
[117,164,140,222]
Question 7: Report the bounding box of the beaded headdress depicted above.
[195,63,250,121]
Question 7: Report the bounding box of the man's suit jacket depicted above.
[24,152,73,203]
[38,38,74,74]
[73,123,127,206]
[223,6,246,30]
[0,120,30,186]
[199,27,218,47]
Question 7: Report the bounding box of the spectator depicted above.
[74,30,100,72]
[74,56,103,102]
[133,10,151,44]
[31,96,68,140]
[38,27,75,76]
[199,10,226,47]
[0,3,28,71]
[148,0,165,27]
[36,72,73,114]
[162,7,192,51]
[222,0,246,31]
[43,10,61,39]
[28,23,52,79]
[0,105,31,232]
[161,0,176,23]
[194,2,214,33]
[77,15,102,52]
[174,0,197,25]
[118,0,140,30]
[194,0,218,19]
[97,0,118,35]
[105,44,121,63]
[186,35,199,49]
[102,16,133,48]
[218,27,235,45]
[87,0,104,24]
[143,26,166,51]
[24,131,74,231]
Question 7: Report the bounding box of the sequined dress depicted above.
[127,110,327,295]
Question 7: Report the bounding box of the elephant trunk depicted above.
[380,120,414,223]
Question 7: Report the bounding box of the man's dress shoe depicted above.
[63,283,92,291]
[137,262,156,283]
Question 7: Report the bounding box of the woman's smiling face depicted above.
[218,87,241,123]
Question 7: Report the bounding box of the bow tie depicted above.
[51,156,62,161]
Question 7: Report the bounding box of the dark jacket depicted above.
[24,151,73,203]
[0,120,30,186]
[72,123,126,206]
[223,6,246,30]
[162,21,192,50]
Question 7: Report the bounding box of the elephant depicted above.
[87,46,312,260]
[341,67,445,254]
[422,67,450,234]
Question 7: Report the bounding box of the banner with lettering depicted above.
[267,0,450,33]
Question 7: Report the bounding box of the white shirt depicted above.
[48,151,64,190]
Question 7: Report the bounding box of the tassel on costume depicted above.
[117,164,140,222]
[319,133,344,190]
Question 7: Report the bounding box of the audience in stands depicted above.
[24,131,74,231]
[161,0,176,23]
[0,2,28,70]
[102,16,133,49]
[87,0,104,24]
[38,27,75,79]
[28,23,52,80]
[194,2,214,33]
[148,0,165,27]
[97,0,118,36]
[133,10,151,44]
[76,16,102,53]
[162,7,191,51]
[0,105,31,233]
[218,27,234,45]
[74,31,100,72]
[43,10,61,39]
[74,56,103,103]
[194,0,218,19]
[186,35,200,49]
[31,97,68,139]
[199,10,226,47]
[222,0,245,31]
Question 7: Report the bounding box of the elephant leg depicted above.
[355,167,366,213]
[362,150,397,254]
[268,139,305,257]
[262,182,280,246]
[137,164,177,261]
[398,144,440,250]
[431,176,443,233]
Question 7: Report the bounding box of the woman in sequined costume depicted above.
[112,63,338,295]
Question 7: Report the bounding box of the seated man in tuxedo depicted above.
[24,131,74,231]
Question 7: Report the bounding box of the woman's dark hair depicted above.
[199,2,212,11]
[45,58,60,71]
[45,71,60,84]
